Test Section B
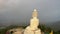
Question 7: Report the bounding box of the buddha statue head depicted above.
[32,9,38,18]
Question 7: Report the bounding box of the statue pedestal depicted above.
[24,26,41,34]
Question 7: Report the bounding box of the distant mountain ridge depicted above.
[0,21,60,31]
[46,21,60,31]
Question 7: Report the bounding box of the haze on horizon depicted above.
[0,0,60,26]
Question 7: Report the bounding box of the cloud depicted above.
[0,0,60,26]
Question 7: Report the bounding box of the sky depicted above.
[0,0,60,26]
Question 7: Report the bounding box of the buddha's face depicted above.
[32,11,38,18]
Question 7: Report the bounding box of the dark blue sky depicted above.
[0,0,60,26]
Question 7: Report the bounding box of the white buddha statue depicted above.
[24,9,41,34]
